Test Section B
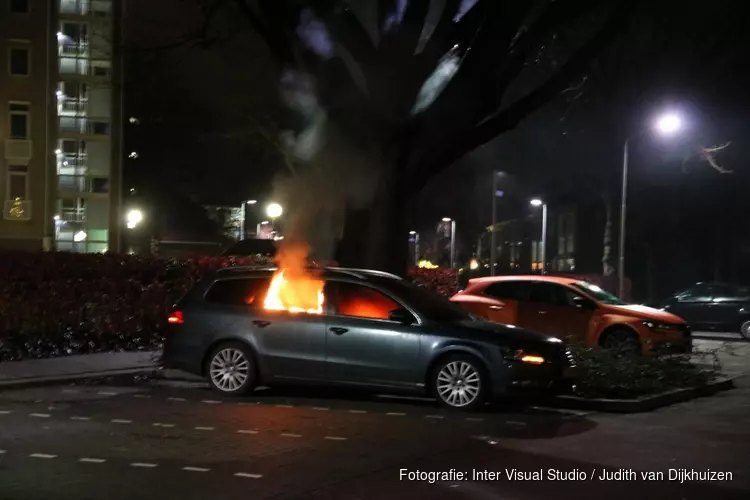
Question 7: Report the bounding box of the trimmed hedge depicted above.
[0,251,459,361]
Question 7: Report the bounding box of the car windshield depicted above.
[388,280,474,323]
[572,281,626,305]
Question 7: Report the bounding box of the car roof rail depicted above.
[215,266,277,274]
[325,267,403,280]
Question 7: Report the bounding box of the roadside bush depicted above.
[569,344,721,399]
[0,251,458,361]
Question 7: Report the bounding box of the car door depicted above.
[518,282,592,340]
[664,284,713,330]
[480,281,530,325]
[324,280,421,388]
[706,284,748,332]
[202,276,328,381]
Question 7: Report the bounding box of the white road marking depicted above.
[386,412,406,416]
[235,472,263,479]
[349,409,367,414]
[312,407,329,411]
[195,426,215,431]
[29,453,56,459]
[133,394,151,399]
[131,462,158,468]
[152,423,175,428]
[506,420,527,426]
[425,415,444,419]
[201,400,221,404]
[167,397,186,402]
[0,410,11,415]
[111,419,133,424]
[183,466,210,472]
[0,450,6,454]
[465,417,484,422]
[275,404,294,408]
[97,391,118,396]
[79,458,106,464]
[237,429,258,434]
[280,433,301,438]
[324,436,347,441]
[29,413,51,418]
[70,416,91,421]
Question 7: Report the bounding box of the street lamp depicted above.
[409,230,420,266]
[442,217,456,269]
[618,111,683,298]
[266,203,283,238]
[125,209,143,230]
[530,199,547,274]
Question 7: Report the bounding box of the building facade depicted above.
[0,0,122,252]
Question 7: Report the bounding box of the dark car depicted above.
[660,282,750,339]
[163,267,577,411]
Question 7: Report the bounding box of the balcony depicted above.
[60,208,86,222]
[60,0,113,16]
[58,175,87,192]
[58,154,87,174]
[4,199,32,221]
[59,117,111,136]
[3,139,33,164]
[59,42,89,57]
[58,97,88,116]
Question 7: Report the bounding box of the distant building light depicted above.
[53,215,60,221]
[129,117,139,124]
[129,151,138,159]
[55,149,62,155]
[73,230,87,242]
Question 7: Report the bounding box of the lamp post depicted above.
[442,217,456,268]
[239,199,256,240]
[490,171,505,275]
[618,112,682,298]
[530,199,547,274]
[409,230,420,266]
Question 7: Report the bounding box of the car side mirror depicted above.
[389,308,416,325]
[573,296,596,310]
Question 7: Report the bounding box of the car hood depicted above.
[450,319,562,345]
[606,304,684,323]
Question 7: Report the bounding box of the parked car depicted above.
[163,267,577,411]
[450,276,691,355]
[658,282,750,339]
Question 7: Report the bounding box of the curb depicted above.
[0,366,160,391]
[545,376,737,413]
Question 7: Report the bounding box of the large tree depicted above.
[186,0,634,272]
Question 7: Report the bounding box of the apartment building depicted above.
[0,0,122,252]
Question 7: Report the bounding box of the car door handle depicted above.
[489,305,504,310]
[252,320,271,328]
[329,327,348,335]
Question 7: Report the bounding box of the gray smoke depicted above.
[272,69,379,262]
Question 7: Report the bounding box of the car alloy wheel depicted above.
[435,358,484,410]
[208,345,253,394]
[741,321,750,340]
[602,329,641,355]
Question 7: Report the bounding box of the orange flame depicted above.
[263,241,324,314]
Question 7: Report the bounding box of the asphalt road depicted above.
[1,378,748,500]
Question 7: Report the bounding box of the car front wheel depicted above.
[432,355,488,411]
[740,320,750,340]
[206,342,257,396]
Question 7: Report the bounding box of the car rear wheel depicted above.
[206,342,257,396]
[432,355,488,411]
[740,320,750,340]
[601,328,641,355]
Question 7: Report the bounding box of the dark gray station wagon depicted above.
[163,267,576,411]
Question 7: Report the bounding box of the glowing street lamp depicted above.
[529,199,547,274]
[618,110,684,297]
[442,218,456,269]
[409,230,420,266]
[266,203,283,219]
[126,209,143,229]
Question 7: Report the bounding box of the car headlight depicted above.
[501,348,546,365]
[642,320,679,332]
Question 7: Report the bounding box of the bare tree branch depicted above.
[701,142,733,173]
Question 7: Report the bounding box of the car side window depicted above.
[332,282,402,321]
[484,281,530,301]
[529,282,570,306]
[204,278,269,307]
[709,285,739,303]
[676,285,712,303]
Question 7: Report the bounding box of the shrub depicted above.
[569,344,721,399]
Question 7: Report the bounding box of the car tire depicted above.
[205,342,258,396]
[740,320,750,340]
[431,354,488,412]
[600,328,641,355]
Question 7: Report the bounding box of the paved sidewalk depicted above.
[0,351,159,388]
[693,339,750,376]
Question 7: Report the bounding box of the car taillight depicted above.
[167,311,184,324]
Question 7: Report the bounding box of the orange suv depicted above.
[450,276,691,355]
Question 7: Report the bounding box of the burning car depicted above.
[163,263,576,411]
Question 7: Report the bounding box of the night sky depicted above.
[122,0,750,295]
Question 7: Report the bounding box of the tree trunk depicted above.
[364,163,410,275]
[335,205,371,268]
